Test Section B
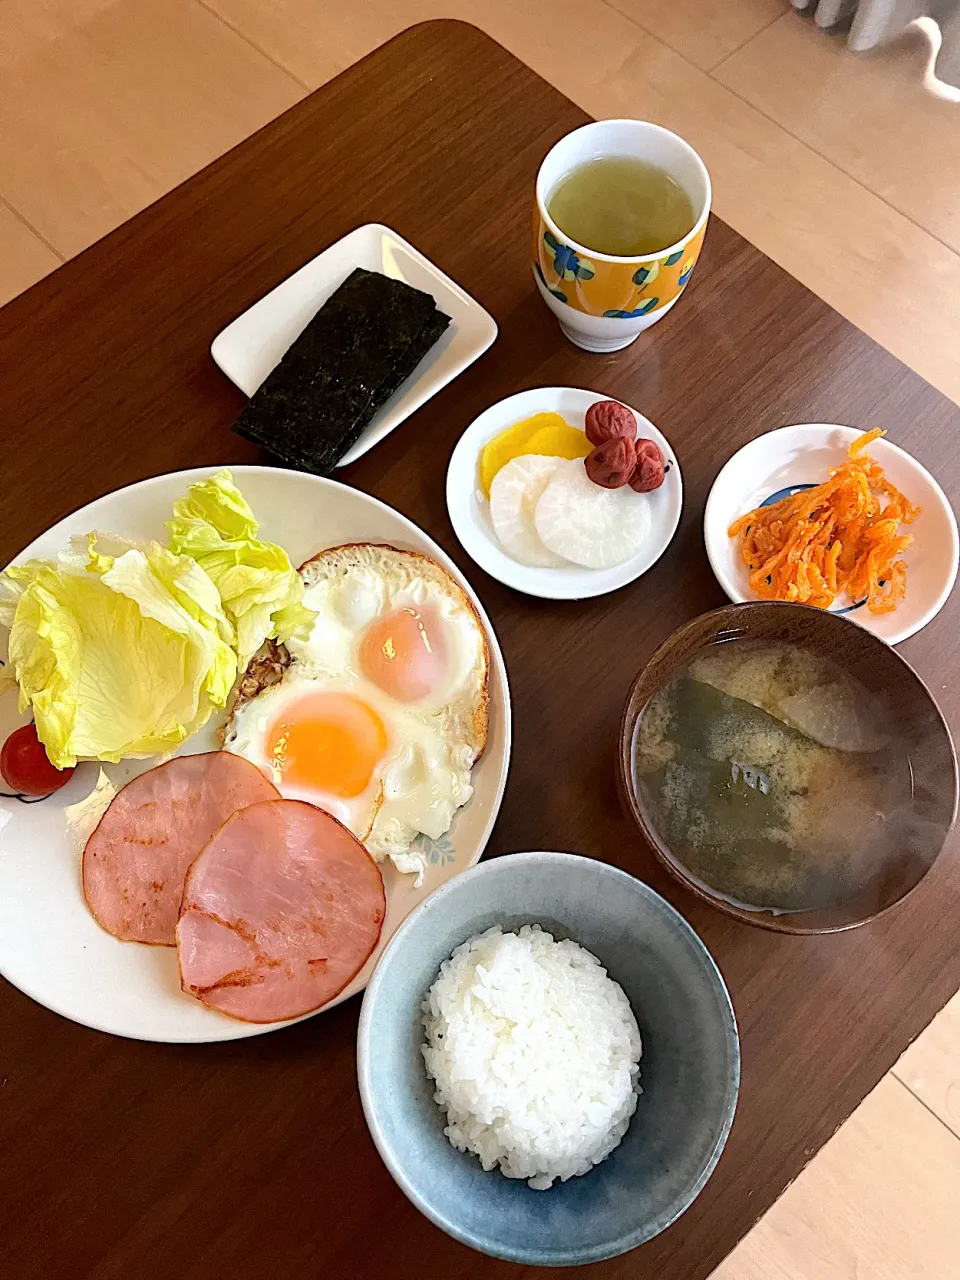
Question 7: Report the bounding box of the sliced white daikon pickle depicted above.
[489,454,570,567]
[534,459,652,569]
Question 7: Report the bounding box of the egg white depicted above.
[224,546,488,883]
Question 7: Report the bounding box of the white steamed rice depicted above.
[421,924,642,1190]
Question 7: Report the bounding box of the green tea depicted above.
[547,156,695,257]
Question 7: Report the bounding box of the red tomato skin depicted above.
[1,725,75,797]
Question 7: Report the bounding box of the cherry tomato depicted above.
[1,724,75,797]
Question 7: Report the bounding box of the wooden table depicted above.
[2,20,958,1280]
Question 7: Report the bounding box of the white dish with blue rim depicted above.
[704,424,959,646]
[446,387,683,601]
[212,223,497,467]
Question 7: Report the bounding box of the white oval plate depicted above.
[704,424,959,646]
[446,387,683,600]
[0,468,511,1042]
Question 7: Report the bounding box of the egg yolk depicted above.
[359,607,447,703]
[266,692,387,798]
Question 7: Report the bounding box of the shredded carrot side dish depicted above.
[728,429,921,615]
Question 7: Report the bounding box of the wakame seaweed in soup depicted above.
[632,640,913,913]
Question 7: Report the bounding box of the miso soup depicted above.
[632,640,914,914]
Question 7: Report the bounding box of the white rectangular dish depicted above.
[211,223,498,467]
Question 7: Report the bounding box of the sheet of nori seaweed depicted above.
[259,309,453,475]
[366,308,451,410]
[233,267,433,467]
[232,267,451,474]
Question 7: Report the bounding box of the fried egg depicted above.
[224,545,489,883]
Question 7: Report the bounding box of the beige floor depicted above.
[3,1,960,1274]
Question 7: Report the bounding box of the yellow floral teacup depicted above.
[533,120,711,353]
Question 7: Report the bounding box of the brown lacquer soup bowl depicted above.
[618,602,957,934]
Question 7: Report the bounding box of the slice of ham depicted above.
[177,799,386,1023]
[83,752,279,945]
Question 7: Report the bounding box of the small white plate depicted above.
[0,467,511,1043]
[704,423,959,646]
[446,387,683,600]
[211,223,497,468]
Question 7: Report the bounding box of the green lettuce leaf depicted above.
[1,471,310,767]
[4,538,237,769]
[166,469,314,668]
